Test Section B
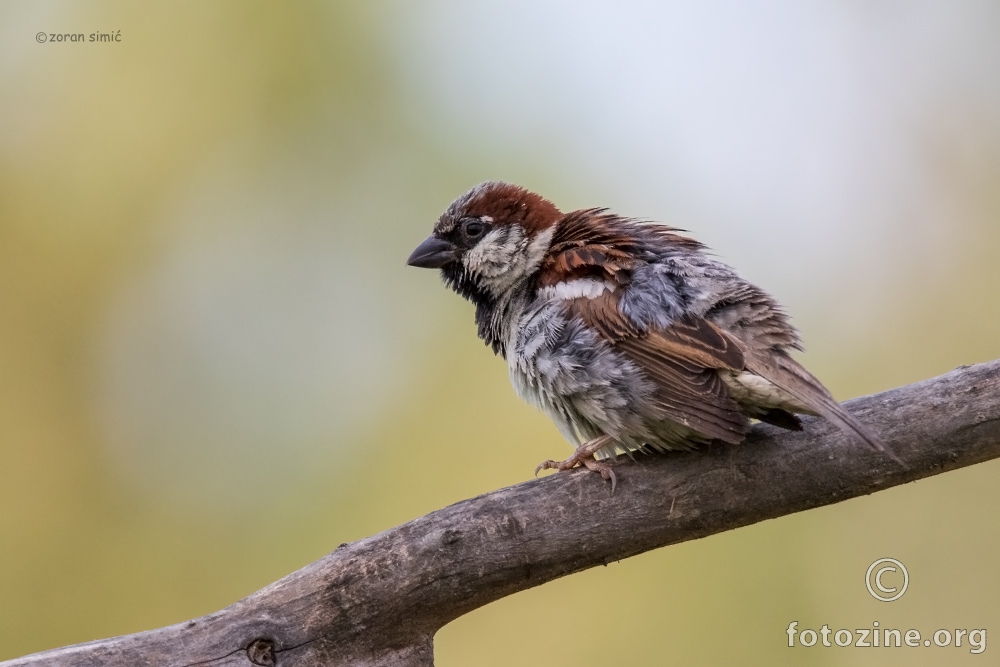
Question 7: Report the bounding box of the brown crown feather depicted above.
[436,181,562,235]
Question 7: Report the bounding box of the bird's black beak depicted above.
[406,235,458,269]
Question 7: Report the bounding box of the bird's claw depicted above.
[534,456,579,476]
[582,458,617,493]
[533,436,618,492]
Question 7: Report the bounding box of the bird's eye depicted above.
[462,219,488,240]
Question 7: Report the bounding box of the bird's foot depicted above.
[534,435,617,492]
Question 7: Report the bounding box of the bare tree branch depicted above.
[5,360,1000,667]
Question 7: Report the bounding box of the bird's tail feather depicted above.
[745,351,907,468]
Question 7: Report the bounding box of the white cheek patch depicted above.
[538,278,615,301]
[462,226,555,296]
[462,227,519,278]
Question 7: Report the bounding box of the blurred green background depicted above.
[1,1,999,665]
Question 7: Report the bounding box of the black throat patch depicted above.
[440,263,536,357]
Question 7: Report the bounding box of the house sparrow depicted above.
[407,182,901,489]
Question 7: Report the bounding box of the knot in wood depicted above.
[246,638,276,666]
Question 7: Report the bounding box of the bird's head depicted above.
[407,182,562,302]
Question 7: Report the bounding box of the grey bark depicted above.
[5,360,1000,667]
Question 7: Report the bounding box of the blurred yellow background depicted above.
[1,2,999,665]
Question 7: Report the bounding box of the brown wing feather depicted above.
[552,209,703,251]
[616,335,749,443]
[540,243,637,287]
[568,293,749,444]
[541,210,700,286]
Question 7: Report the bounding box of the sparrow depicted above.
[407,182,901,490]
